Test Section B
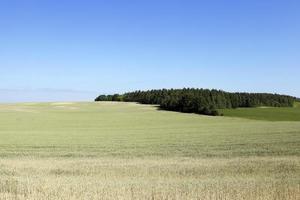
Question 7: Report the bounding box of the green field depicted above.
[219,102,300,121]
[0,102,299,199]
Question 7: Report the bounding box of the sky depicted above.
[0,0,299,102]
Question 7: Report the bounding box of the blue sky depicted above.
[0,0,299,102]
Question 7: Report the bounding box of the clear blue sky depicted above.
[0,0,299,102]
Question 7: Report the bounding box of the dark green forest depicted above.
[95,89,296,116]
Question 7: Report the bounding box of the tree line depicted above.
[95,88,296,116]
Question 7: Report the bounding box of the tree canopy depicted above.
[95,88,296,116]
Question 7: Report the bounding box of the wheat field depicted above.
[0,102,299,199]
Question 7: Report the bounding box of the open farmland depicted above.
[219,102,300,121]
[0,102,299,199]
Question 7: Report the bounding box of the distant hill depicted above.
[95,88,296,116]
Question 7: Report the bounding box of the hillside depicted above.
[95,88,296,116]
[0,102,299,199]
[219,101,300,121]
[0,102,299,157]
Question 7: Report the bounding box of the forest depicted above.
[95,88,296,116]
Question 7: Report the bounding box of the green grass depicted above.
[295,101,300,108]
[0,102,299,199]
[219,102,300,121]
[0,102,299,157]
